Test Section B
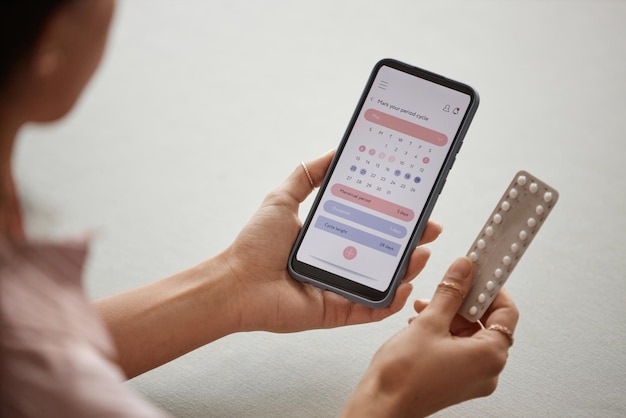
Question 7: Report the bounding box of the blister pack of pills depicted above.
[458,170,559,322]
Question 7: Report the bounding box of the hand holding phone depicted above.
[289,59,479,308]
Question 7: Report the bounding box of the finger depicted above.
[401,246,431,283]
[417,220,443,246]
[279,150,335,204]
[414,297,481,337]
[413,298,430,313]
[401,223,443,284]
[481,288,519,335]
[421,257,474,329]
[459,289,518,348]
[341,282,414,325]
[378,282,414,318]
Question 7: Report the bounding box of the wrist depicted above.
[342,369,412,418]
[189,252,244,336]
[216,246,281,332]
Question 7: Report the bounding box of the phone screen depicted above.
[289,59,478,307]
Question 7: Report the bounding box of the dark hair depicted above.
[0,1,69,93]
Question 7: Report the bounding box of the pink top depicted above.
[0,238,169,417]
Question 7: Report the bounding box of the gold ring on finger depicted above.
[301,161,315,190]
[437,280,465,300]
[487,324,514,347]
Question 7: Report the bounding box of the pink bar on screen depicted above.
[364,109,448,147]
[331,183,415,222]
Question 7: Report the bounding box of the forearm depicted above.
[93,253,242,379]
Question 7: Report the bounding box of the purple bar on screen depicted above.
[314,215,400,256]
[323,200,407,238]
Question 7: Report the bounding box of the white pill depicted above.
[509,188,519,199]
[517,175,527,186]
[493,214,503,224]
[469,306,478,316]
[469,252,479,262]
[519,230,528,240]
[503,256,512,266]
[544,191,553,202]
[478,293,487,303]
[485,226,494,236]
[494,269,503,279]
[477,239,486,249]
[511,243,520,253]
[486,280,496,291]
[527,217,537,227]
[536,205,545,215]
[501,201,511,211]
[529,182,538,193]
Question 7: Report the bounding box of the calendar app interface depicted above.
[295,64,472,292]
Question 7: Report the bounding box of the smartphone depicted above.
[288,58,479,308]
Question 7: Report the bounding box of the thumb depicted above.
[420,257,474,330]
[276,150,335,204]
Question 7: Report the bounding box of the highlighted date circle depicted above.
[331,183,415,222]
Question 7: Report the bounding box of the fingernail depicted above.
[449,257,472,280]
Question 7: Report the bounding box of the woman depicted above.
[0,2,518,417]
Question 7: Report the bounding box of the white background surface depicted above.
[15,1,626,416]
